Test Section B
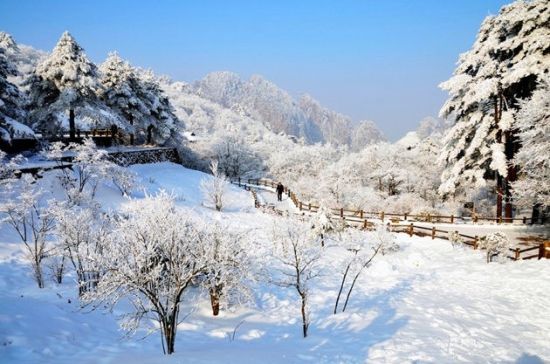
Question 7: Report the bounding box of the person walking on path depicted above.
[276,182,284,202]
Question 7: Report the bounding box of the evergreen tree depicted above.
[134,69,181,145]
[99,52,148,144]
[512,75,550,209]
[26,31,117,137]
[0,38,29,142]
[438,0,549,219]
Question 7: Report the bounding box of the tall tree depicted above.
[26,31,117,138]
[438,0,549,219]
[0,40,27,142]
[512,75,550,210]
[99,52,147,144]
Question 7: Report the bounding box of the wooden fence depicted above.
[231,178,549,262]
[236,178,537,225]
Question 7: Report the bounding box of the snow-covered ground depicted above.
[1,162,549,363]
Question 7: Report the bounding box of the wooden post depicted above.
[431,227,436,240]
[308,203,311,211]
[404,213,408,221]
[515,248,520,260]
[409,223,413,237]
[380,211,385,221]
[473,236,478,250]
[450,215,454,224]
[522,216,526,224]
[340,208,344,218]
[428,214,432,223]
[360,210,363,219]
[238,177,241,187]
[363,220,368,230]
[299,202,302,211]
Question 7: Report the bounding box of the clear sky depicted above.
[0,0,511,140]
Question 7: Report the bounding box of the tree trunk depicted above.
[69,108,76,141]
[334,263,351,314]
[210,287,221,316]
[300,292,308,338]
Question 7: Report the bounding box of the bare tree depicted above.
[200,160,229,211]
[0,175,55,288]
[270,218,322,337]
[334,225,398,313]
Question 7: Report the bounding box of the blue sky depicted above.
[0,0,511,140]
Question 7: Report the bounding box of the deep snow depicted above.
[0,162,549,364]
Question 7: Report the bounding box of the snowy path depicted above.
[246,182,549,247]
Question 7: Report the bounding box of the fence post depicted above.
[473,236,478,250]
[299,202,302,211]
[522,216,526,224]
[363,219,368,230]
[380,211,385,221]
[360,210,363,219]
[288,190,291,197]
[404,213,408,221]
[340,208,344,218]
[428,214,432,223]
[431,227,436,240]
[238,177,241,187]
[450,215,454,224]
[515,248,520,260]
[308,203,311,211]
[409,223,413,237]
[474,215,478,223]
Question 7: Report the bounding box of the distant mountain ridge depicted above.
[192,71,386,148]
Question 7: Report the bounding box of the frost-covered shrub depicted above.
[448,231,463,248]
[478,232,512,263]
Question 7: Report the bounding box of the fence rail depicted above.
[231,177,549,262]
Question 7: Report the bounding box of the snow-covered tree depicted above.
[133,69,181,145]
[51,203,109,294]
[213,136,264,178]
[0,174,55,288]
[99,52,147,142]
[270,218,322,338]
[439,0,549,219]
[0,39,29,143]
[512,75,550,209]
[200,160,229,211]
[43,138,134,201]
[26,31,118,137]
[83,193,208,355]
[201,221,253,316]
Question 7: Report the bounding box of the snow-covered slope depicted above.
[1,162,549,363]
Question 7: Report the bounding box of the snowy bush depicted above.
[448,231,463,248]
[200,160,229,211]
[478,232,512,263]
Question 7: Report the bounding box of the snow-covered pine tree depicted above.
[512,75,550,211]
[134,69,181,145]
[0,38,30,143]
[99,52,149,144]
[26,31,118,138]
[438,0,549,219]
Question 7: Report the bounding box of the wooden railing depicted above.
[235,178,537,225]
[231,178,549,261]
